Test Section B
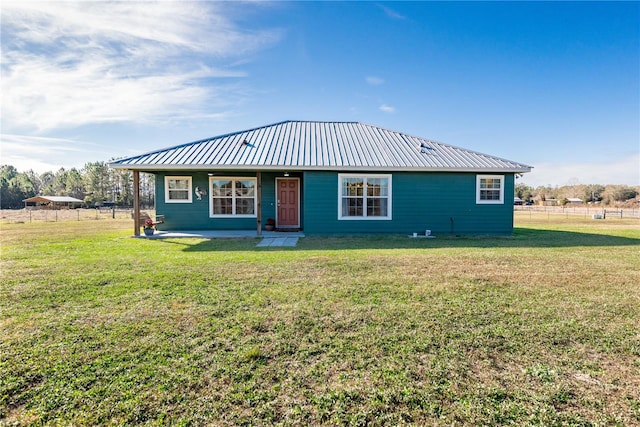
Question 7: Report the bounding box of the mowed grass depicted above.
[1,213,639,426]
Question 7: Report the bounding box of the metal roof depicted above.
[110,120,532,173]
[23,196,84,203]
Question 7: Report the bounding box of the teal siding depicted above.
[302,171,514,236]
[154,171,294,231]
[156,172,259,230]
[154,170,514,235]
[260,172,277,224]
[155,172,208,230]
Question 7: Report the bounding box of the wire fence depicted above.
[0,208,152,224]
[514,205,640,219]
[2,206,638,225]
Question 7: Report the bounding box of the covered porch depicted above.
[130,171,302,237]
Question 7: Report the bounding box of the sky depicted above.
[1,1,638,187]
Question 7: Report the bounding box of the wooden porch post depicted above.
[256,171,262,236]
[133,170,140,237]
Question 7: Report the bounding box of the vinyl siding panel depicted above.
[154,170,513,234]
[155,172,208,230]
[156,172,259,231]
[260,172,277,224]
[303,171,514,235]
[155,171,295,231]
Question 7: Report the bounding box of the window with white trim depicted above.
[210,177,256,217]
[476,175,504,204]
[165,176,192,203]
[339,174,391,220]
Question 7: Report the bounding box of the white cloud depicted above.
[0,134,108,172]
[377,4,406,20]
[366,76,385,85]
[379,104,396,113]
[522,153,640,187]
[0,1,283,132]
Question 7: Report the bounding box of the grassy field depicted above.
[1,213,639,426]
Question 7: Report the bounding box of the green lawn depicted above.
[1,213,639,426]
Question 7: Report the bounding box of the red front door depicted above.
[276,178,299,228]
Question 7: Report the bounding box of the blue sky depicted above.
[1,1,638,187]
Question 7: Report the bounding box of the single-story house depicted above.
[566,198,584,205]
[23,195,84,210]
[110,121,532,236]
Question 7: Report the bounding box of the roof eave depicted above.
[110,163,532,174]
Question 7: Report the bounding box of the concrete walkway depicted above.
[141,230,304,247]
[256,237,299,247]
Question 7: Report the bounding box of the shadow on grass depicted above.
[155,227,640,252]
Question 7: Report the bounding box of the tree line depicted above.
[2,162,638,210]
[515,182,639,206]
[0,163,155,210]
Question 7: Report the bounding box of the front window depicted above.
[210,177,256,217]
[476,175,504,204]
[165,176,192,203]
[339,174,391,220]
